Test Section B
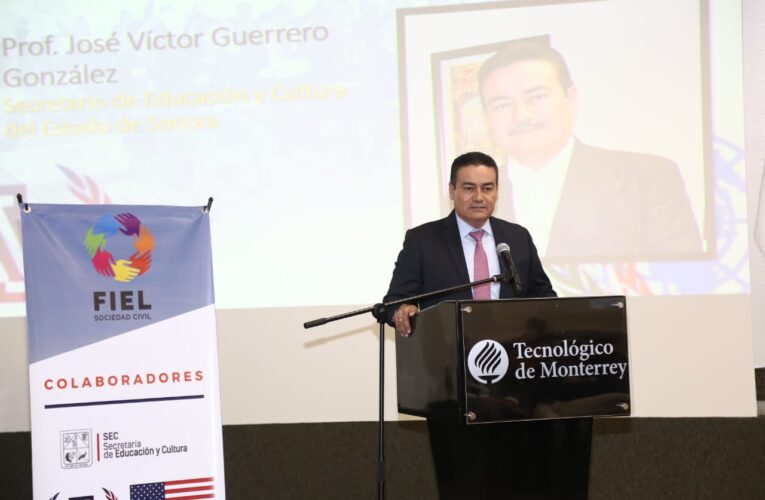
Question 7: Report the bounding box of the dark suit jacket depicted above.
[383,211,556,325]
[495,141,703,260]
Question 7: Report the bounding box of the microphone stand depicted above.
[304,273,508,500]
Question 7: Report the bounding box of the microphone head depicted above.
[496,242,510,254]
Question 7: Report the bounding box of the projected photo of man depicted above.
[477,41,702,260]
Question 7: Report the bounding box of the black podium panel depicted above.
[395,296,630,424]
[394,301,462,422]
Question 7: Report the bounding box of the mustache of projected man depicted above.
[477,42,702,259]
[482,55,578,169]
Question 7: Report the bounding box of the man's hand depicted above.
[394,304,418,337]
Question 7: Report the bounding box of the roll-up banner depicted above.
[20,203,224,500]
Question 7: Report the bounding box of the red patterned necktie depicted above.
[469,230,491,300]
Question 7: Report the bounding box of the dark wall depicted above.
[4,417,765,499]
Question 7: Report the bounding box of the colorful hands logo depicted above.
[84,213,153,282]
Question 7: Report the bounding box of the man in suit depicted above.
[385,151,555,333]
[383,152,589,500]
[478,41,702,260]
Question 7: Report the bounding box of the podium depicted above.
[395,296,631,424]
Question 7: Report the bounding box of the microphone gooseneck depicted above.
[496,243,522,295]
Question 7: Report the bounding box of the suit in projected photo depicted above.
[432,39,706,262]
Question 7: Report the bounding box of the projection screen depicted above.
[0,0,757,432]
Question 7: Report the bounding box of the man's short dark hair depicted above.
[478,42,574,98]
[450,151,498,186]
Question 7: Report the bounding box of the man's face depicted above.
[481,59,577,167]
[449,164,498,228]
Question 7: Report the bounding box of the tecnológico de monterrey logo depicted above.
[467,339,509,384]
[84,213,153,282]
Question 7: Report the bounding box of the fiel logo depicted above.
[467,340,509,384]
[84,213,153,282]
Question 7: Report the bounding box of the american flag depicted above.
[129,477,214,500]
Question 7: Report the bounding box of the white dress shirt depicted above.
[506,138,575,255]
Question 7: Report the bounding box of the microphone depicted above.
[496,243,522,295]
